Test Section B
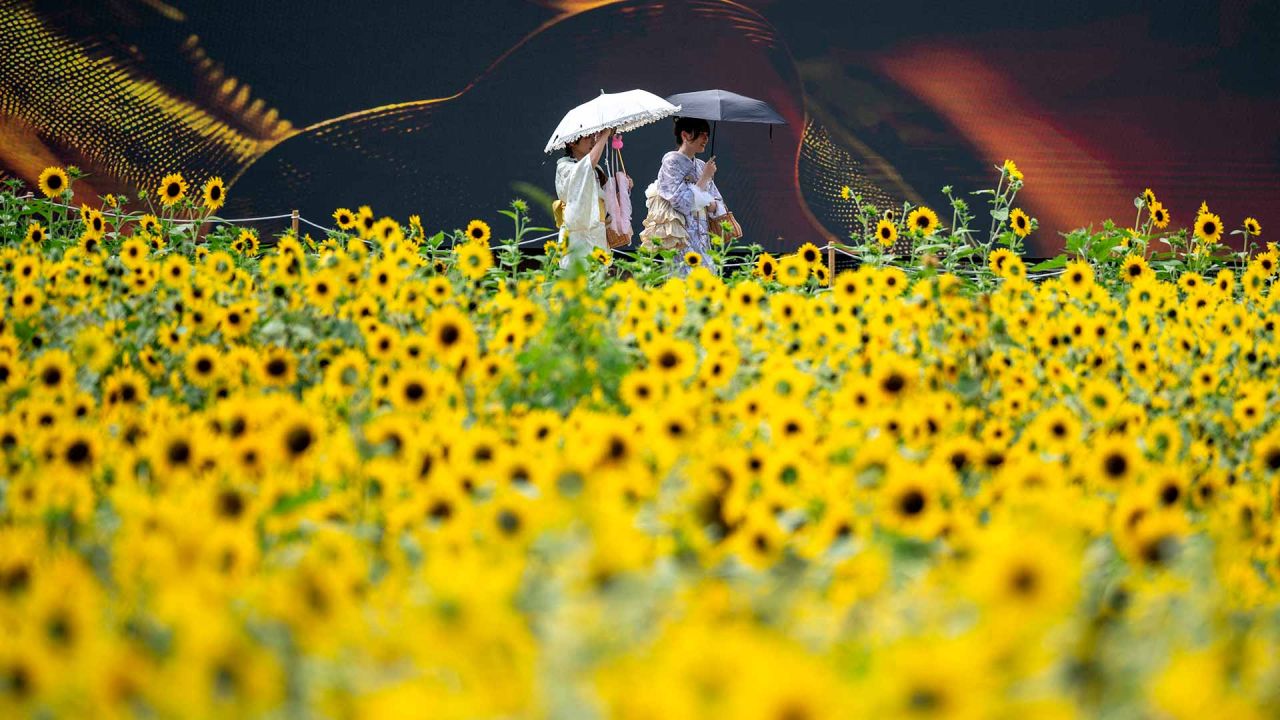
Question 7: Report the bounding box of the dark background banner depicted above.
[2,0,1276,254]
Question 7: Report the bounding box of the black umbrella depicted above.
[665,89,787,154]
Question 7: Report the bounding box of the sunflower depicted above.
[906,206,940,236]
[391,368,434,412]
[988,248,1016,275]
[261,347,296,387]
[879,473,942,539]
[1215,268,1235,296]
[31,350,74,395]
[1245,427,1280,477]
[839,185,852,200]
[683,251,703,268]
[755,253,777,281]
[201,177,226,212]
[332,207,357,230]
[1088,435,1141,485]
[875,218,897,247]
[102,366,147,409]
[80,206,106,240]
[1121,255,1152,283]
[645,337,696,380]
[1173,272,1205,295]
[1062,259,1095,295]
[796,242,821,267]
[1149,202,1170,229]
[157,173,187,207]
[1009,208,1032,238]
[55,428,99,474]
[1003,159,1024,182]
[138,214,162,236]
[465,219,492,245]
[277,412,322,463]
[1194,212,1223,244]
[812,264,830,287]
[777,254,809,287]
[1244,217,1262,237]
[427,305,478,364]
[24,222,45,246]
[1141,188,1157,206]
[355,205,376,238]
[231,228,260,256]
[968,525,1078,620]
[454,240,493,280]
[37,166,70,198]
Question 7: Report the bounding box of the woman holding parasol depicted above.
[546,89,681,271]
[555,128,613,268]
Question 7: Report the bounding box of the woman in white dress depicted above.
[555,128,613,269]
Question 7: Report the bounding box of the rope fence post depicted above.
[291,210,299,237]
[827,243,836,274]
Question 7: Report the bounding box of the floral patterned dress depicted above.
[655,151,726,276]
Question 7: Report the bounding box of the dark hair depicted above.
[673,117,711,147]
[562,137,607,187]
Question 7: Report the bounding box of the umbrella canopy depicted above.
[663,89,786,124]
[544,89,681,154]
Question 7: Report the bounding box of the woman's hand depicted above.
[588,129,612,165]
[697,157,717,189]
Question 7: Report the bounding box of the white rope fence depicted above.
[0,192,1108,280]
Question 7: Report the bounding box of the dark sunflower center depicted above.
[1265,448,1280,471]
[167,440,192,465]
[266,358,289,377]
[898,489,926,516]
[881,372,905,394]
[497,509,522,535]
[217,490,245,519]
[65,440,91,466]
[285,426,314,456]
[1103,452,1128,478]
[607,436,628,460]
[1010,566,1039,596]
[440,324,460,346]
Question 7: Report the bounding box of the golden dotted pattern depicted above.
[0,1,291,196]
[798,120,911,254]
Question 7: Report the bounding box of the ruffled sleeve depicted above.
[656,152,713,217]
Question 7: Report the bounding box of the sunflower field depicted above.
[0,164,1278,719]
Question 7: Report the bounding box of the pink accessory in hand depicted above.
[611,134,624,150]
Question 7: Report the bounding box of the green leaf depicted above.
[990,208,1009,222]
[1089,235,1122,262]
[1029,256,1068,272]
